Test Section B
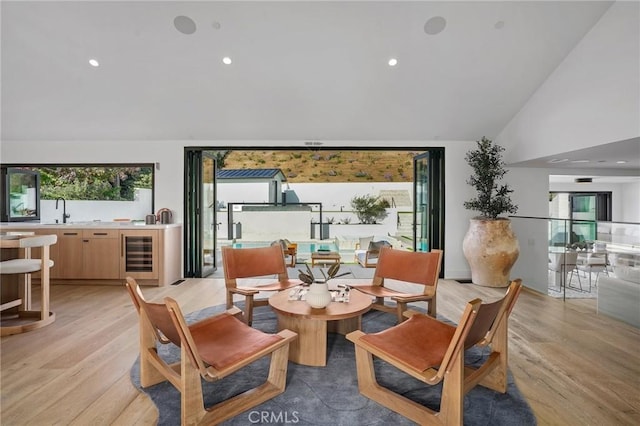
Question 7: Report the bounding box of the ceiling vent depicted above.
[575,177,593,183]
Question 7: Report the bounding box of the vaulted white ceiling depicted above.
[1,0,616,145]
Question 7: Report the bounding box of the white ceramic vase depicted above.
[305,281,332,308]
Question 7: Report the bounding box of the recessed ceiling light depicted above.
[388,58,398,67]
[616,160,628,164]
[89,59,99,67]
[222,57,232,65]
[494,21,505,30]
[570,160,590,163]
[548,158,569,164]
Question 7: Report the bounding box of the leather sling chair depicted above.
[350,247,443,323]
[125,277,297,425]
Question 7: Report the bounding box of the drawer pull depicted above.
[93,232,108,236]
[63,232,79,236]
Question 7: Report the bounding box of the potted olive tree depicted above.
[462,137,519,287]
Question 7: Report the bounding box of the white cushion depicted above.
[358,236,373,249]
[356,252,378,266]
[18,234,57,248]
[0,259,54,274]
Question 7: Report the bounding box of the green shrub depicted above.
[350,194,390,224]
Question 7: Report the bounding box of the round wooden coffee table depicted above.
[268,286,371,367]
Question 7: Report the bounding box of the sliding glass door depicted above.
[184,149,216,277]
[549,191,612,245]
[413,149,445,257]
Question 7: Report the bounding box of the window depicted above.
[1,164,154,223]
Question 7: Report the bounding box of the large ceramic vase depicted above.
[462,218,520,288]
[306,282,332,308]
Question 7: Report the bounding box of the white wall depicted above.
[1,139,491,279]
[40,188,153,223]
[497,1,640,162]
[493,1,639,293]
[217,182,272,206]
[621,182,640,222]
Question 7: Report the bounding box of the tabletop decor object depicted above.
[298,263,349,308]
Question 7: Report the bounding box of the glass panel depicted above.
[512,215,639,302]
[2,168,40,221]
[2,165,153,223]
[413,152,429,252]
[571,194,596,242]
[201,152,216,277]
[124,236,153,272]
[183,150,201,277]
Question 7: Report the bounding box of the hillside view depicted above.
[222,150,420,183]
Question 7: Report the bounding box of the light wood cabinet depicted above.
[2,224,181,286]
[82,229,119,279]
[56,229,83,279]
[54,229,119,279]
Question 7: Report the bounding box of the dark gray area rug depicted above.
[130,304,536,425]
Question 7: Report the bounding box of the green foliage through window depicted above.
[28,166,153,201]
[350,194,390,224]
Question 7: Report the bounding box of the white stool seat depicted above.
[0,259,55,274]
[1,233,57,336]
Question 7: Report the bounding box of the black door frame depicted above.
[184,146,445,278]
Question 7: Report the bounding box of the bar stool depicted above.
[1,234,57,336]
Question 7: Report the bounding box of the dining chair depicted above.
[575,252,608,291]
[350,247,443,322]
[548,250,579,290]
[221,244,302,325]
[125,277,297,425]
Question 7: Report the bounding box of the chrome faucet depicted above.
[55,197,70,224]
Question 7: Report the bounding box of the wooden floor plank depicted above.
[1,278,639,425]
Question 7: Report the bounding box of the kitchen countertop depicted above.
[0,222,181,230]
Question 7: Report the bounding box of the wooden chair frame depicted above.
[462,279,522,395]
[347,299,481,425]
[1,234,57,336]
[125,277,297,425]
[347,280,522,425]
[351,247,443,322]
[221,245,301,325]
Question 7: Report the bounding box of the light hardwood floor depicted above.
[1,279,639,425]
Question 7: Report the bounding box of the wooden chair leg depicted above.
[350,332,441,425]
[198,332,294,425]
[463,319,509,395]
[139,313,179,388]
[373,296,385,309]
[245,295,255,325]
[427,296,436,317]
[438,348,465,426]
[266,340,290,391]
[396,302,407,323]
[226,290,234,309]
[478,320,508,393]
[180,345,207,426]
